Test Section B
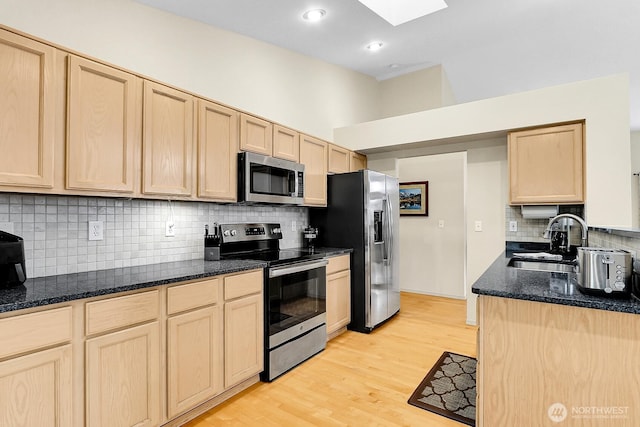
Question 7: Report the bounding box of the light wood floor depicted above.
[184,293,477,427]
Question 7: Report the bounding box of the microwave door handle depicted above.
[289,171,296,195]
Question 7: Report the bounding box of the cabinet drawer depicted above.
[86,290,159,336]
[326,254,350,275]
[167,278,220,315]
[224,270,263,301]
[0,306,72,359]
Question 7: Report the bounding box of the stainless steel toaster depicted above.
[577,248,632,295]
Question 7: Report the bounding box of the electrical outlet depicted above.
[438,220,445,229]
[509,220,518,232]
[474,220,483,232]
[165,220,176,237]
[0,222,14,233]
[291,220,297,231]
[88,221,103,241]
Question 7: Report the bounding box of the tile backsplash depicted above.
[0,194,309,278]
[505,204,585,244]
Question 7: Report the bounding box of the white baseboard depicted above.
[401,288,466,300]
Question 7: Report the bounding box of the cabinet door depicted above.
[273,124,299,162]
[509,122,584,204]
[239,113,272,156]
[0,345,72,427]
[167,306,223,418]
[143,81,194,196]
[0,29,55,188]
[328,144,350,174]
[326,269,351,335]
[224,294,263,388]
[197,100,238,201]
[67,55,141,193]
[349,152,367,172]
[300,134,328,206]
[86,322,160,427]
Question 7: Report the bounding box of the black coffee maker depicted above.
[0,230,27,287]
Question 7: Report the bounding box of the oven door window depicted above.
[268,267,326,335]
[250,164,295,196]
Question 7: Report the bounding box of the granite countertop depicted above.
[309,247,353,257]
[472,249,640,314]
[0,247,352,314]
[0,259,267,314]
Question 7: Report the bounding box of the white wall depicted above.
[379,66,454,118]
[465,143,508,324]
[0,0,381,141]
[395,153,466,298]
[336,74,632,228]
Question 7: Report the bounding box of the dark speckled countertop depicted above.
[0,247,352,314]
[0,259,267,314]
[472,246,640,314]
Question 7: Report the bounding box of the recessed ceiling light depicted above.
[302,9,326,22]
[358,0,447,26]
[366,42,384,52]
[389,63,401,69]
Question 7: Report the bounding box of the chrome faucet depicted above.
[543,213,588,247]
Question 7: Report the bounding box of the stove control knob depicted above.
[223,230,230,237]
[230,229,237,236]
[272,227,281,234]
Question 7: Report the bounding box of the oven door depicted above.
[267,259,327,348]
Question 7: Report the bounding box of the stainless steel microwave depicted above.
[238,152,305,205]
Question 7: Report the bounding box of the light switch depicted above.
[438,220,445,229]
[474,220,482,232]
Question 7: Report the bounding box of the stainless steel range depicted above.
[219,223,327,381]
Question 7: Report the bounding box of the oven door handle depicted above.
[268,259,328,278]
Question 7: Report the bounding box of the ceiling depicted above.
[137,0,640,130]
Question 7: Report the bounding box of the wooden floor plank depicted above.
[183,292,477,426]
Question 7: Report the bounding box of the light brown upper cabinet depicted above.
[328,144,350,174]
[142,81,194,196]
[300,134,328,206]
[239,113,272,156]
[66,56,142,193]
[350,152,367,172]
[0,29,55,189]
[272,124,300,162]
[198,100,239,201]
[508,122,584,204]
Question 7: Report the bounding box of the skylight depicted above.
[357,0,448,26]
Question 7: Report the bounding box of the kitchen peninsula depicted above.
[472,250,640,426]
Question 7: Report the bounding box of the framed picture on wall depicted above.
[399,181,428,216]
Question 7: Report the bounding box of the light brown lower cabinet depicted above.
[224,271,264,389]
[0,306,73,427]
[326,254,351,338]
[86,322,161,427]
[477,295,640,427]
[0,345,73,427]
[167,304,223,418]
[0,269,263,427]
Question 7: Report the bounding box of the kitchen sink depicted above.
[508,258,577,273]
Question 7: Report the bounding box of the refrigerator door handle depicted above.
[383,198,390,262]
[386,196,393,266]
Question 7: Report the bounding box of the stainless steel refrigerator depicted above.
[310,170,400,333]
